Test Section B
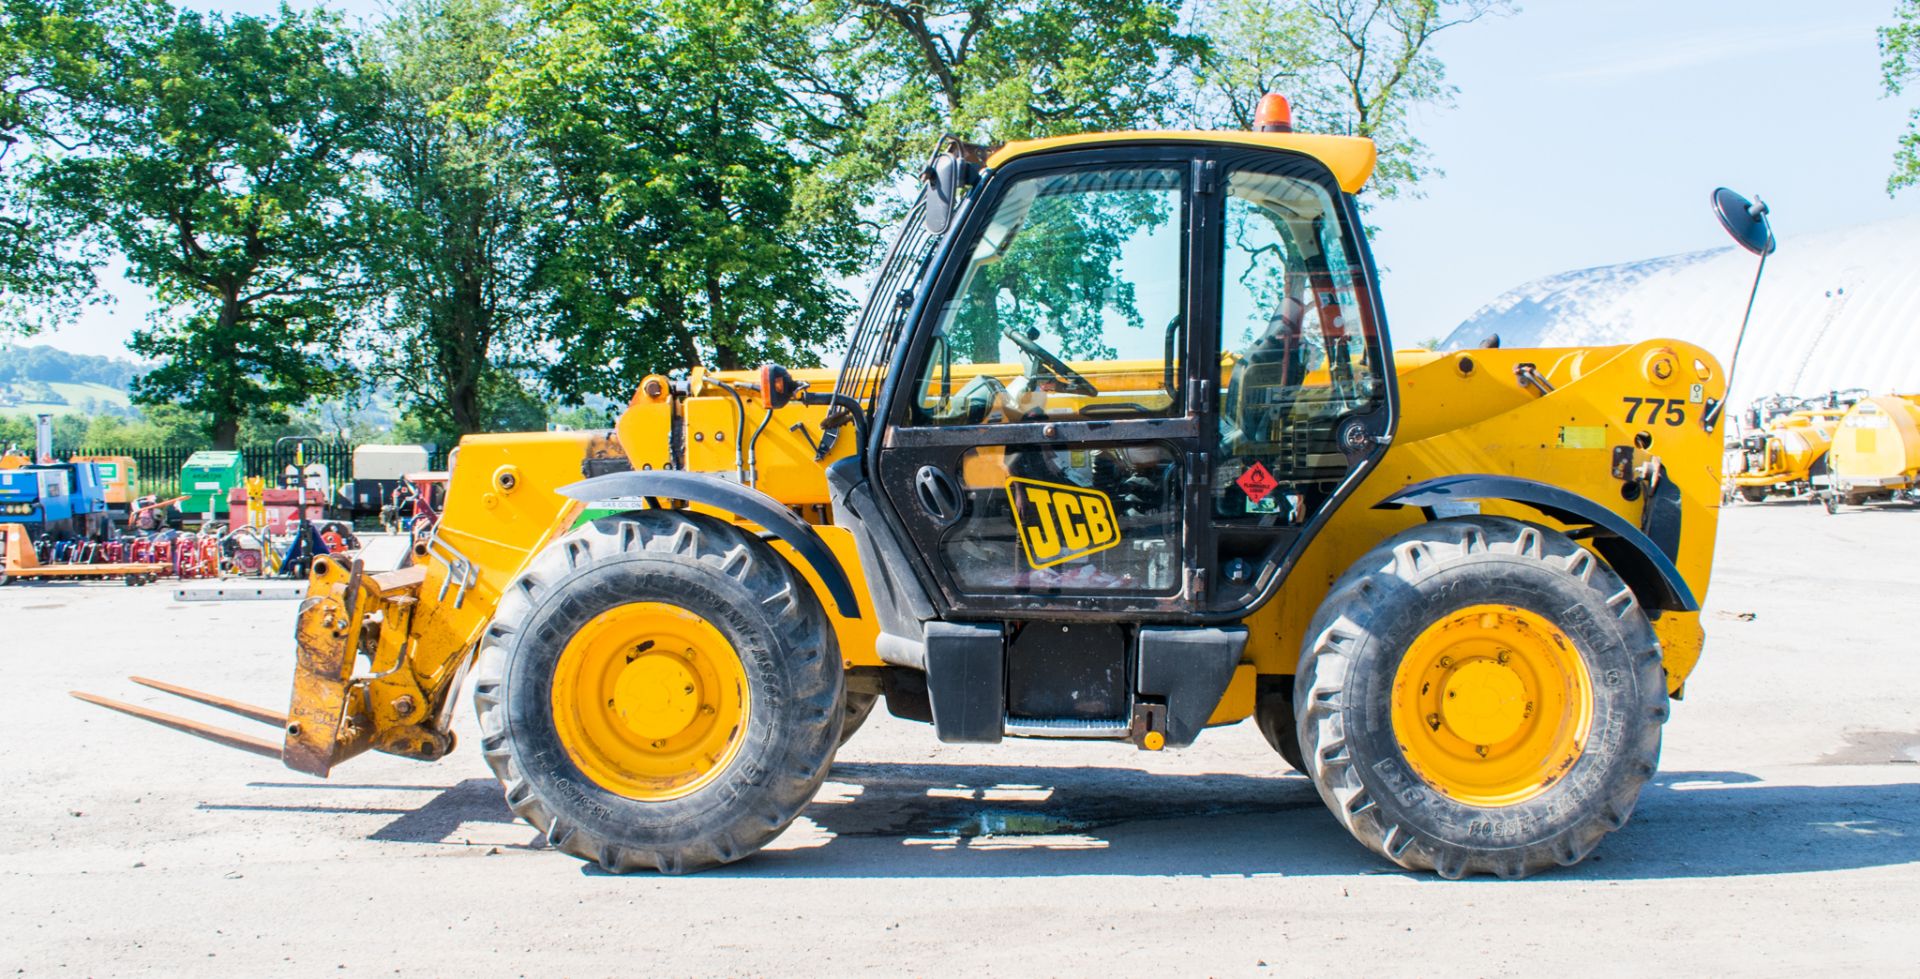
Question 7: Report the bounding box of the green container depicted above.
[178,450,245,515]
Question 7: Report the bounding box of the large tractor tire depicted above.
[1295,515,1667,879]
[1253,676,1306,773]
[472,511,844,874]
[838,691,878,747]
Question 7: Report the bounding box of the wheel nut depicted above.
[650,740,665,749]
[1496,650,1511,665]
[1438,656,1453,668]
[1475,745,1489,757]
[701,704,715,715]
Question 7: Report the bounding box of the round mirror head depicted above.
[1712,187,1775,256]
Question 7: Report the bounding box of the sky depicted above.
[27,0,1920,358]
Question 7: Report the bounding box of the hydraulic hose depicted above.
[804,391,869,454]
[746,398,774,487]
[709,378,748,483]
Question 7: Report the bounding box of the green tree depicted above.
[1188,0,1509,199]
[1886,0,1920,193]
[392,370,549,448]
[498,0,867,400]
[778,0,1202,209]
[359,0,543,435]
[0,0,162,333]
[36,6,382,448]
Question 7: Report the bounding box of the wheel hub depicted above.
[1390,603,1594,807]
[613,654,702,740]
[1439,659,1528,745]
[549,601,751,801]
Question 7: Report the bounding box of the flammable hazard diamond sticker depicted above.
[1236,461,1278,504]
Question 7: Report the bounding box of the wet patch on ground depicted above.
[810,762,1320,839]
[1817,730,1920,766]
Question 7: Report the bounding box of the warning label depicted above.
[1235,462,1278,504]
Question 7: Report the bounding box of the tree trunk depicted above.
[211,414,240,451]
[209,295,245,450]
[449,374,483,434]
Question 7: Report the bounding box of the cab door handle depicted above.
[914,465,964,528]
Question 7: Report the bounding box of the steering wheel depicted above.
[1003,327,1098,397]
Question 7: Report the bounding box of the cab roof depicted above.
[985,131,1378,195]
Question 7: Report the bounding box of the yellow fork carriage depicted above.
[81,96,1778,879]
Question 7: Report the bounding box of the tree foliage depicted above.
[1885,0,1920,194]
[496,0,868,400]
[0,0,1505,434]
[1188,0,1509,200]
[36,5,382,448]
[0,0,158,333]
[359,0,543,436]
[777,0,1200,211]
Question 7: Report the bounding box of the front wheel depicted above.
[472,511,843,874]
[1296,516,1667,879]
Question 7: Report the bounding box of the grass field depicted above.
[0,381,132,415]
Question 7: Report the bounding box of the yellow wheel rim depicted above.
[1390,603,1594,807]
[550,602,751,801]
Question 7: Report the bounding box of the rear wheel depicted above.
[838,691,878,747]
[473,511,843,874]
[1296,516,1667,879]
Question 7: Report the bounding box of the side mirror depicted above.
[921,153,965,235]
[1712,187,1774,256]
[1702,187,1777,432]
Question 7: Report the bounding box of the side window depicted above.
[1215,167,1383,523]
[910,166,1186,426]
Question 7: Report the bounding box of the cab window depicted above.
[909,165,1186,426]
[1214,166,1383,523]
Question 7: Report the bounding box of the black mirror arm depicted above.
[1704,237,1771,432]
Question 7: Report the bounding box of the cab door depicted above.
[872,147,1208,618]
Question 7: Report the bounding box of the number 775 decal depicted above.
[1622,396,1685,426]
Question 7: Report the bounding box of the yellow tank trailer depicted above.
[1822,394,1920,512]
[79,100,1773,879]
[1727,398,1846,502]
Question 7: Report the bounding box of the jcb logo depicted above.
[1006,477,1120,569]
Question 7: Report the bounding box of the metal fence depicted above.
[63,444,450,498]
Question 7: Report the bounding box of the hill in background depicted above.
[0,343,142,418]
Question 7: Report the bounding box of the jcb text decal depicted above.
[1005,477,1121,569]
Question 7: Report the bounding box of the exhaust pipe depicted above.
[33,413,52,465]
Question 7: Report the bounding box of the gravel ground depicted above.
[2,504,1917,976]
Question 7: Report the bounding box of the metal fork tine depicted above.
[127,676,286,727]
[70,691,283,760]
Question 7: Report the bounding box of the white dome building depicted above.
[1441,215,1920,419]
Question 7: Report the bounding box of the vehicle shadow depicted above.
[234,762,1920,881]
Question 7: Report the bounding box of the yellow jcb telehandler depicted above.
[79,96,1772,879]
